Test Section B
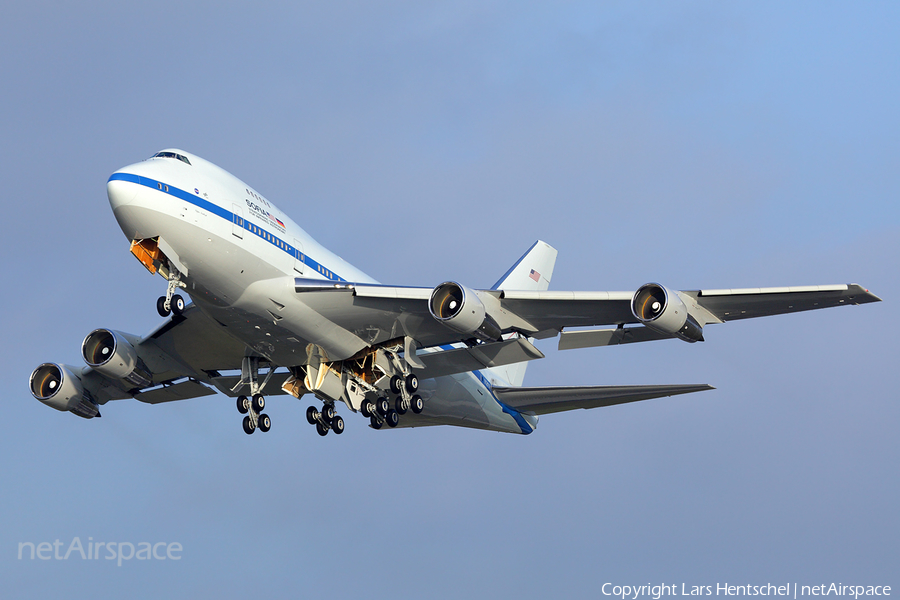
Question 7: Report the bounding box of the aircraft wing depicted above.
[492,383,715,415]
[84,306,258,405]
[682,284,880,323]
[137,305,250,381]
[90,281,878,405]
[300,280,880,353]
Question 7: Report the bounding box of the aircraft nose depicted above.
[107,171,139,211]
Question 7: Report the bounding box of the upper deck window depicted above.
[152,151,191,165]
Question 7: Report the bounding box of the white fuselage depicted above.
[106,149,536,434]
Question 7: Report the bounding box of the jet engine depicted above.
[631,283,704,343]
[82,329,152,388]
[29,363,100,418]
[429,281,502,342]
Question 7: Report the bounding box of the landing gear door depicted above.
[294,238,305,274]
[232,204,244,239]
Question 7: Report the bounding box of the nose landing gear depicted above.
[156,265,188,317]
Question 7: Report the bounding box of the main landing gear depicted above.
[359,373,422,430]
[233,357,276,435]
[305,403,344,436]
[237,393,271,435]
[277,339,429,439]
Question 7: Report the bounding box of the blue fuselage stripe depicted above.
[440,342,531,435]
[472,370,534,434]
[109,172,346,282]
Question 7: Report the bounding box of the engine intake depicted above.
[631,283,704,343]
[29,363,99,418]
[429,281,501,342]
[82,329,152,388]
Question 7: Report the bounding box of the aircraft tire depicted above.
[411,395,424,414]
[171,294,185,315]
[405,374,418,393]
[370,415,383,430]
[237,395,250,414]
[258,414,271,432]
[316,422,329,436]
[156,297,170,317]
[306,406,318,425]
[377,398,390,416]
[385,409,400,428]
[322,404,335,422]
[252,394,265,412]
[395,397,408,415]
[389,376,402,395]
[242,416,256,435]
[331,415,344,434]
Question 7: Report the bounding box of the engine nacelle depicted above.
[429,281,502,342]
[82,329,152,388]
[29,363,100,418]
[631,283,704,343]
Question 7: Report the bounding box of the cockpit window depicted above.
[151,151,191,165]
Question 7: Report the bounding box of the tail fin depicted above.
[485,240,558,387]
[491,240,557,292]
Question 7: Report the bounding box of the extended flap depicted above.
[413,338,545,380]
[134,379,217,404]
[558,326,674,350]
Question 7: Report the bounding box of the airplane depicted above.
[29,149,881,437]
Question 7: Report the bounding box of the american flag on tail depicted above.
[529,269,541,282]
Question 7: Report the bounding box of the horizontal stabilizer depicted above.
[493,383,714,415]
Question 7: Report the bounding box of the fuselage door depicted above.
[294,238,305,274]
[232,204,244,239]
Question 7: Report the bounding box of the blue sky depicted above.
[2,2,897,598]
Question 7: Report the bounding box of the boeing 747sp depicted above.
[29,150,881,437]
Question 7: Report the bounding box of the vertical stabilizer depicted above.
[485,240,558,387]
[491,240,557,292]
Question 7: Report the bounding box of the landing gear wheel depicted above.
[258,414,271,432]
[405,373,419,393]
[242,416,256,435]
[156,297,170,318]
[237,395,250,414]
[370,415,383,430]
[171,294,185,315]
[316,422,329,436]
[385,409,400,428]
[252,394,265,412]
[322,404,335,422]
[411,395,424,414]
[361,400,374,418]
[395,397,409,415]
[306,406,318,425]
[331,415,344,434]
[390,375,403,395]
[377,398,390,416]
